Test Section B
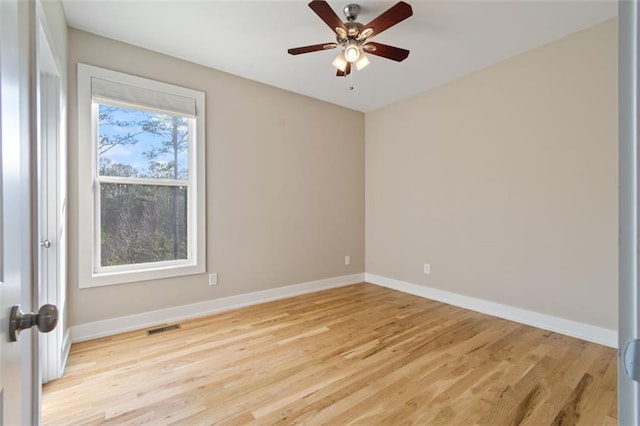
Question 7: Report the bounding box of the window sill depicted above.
[79,262,205,288]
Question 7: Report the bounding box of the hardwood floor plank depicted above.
[43,283,617,425]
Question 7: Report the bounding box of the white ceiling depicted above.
[61,0,617,113]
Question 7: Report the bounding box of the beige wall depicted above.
[366,19,618,330]
[68,29,365,326]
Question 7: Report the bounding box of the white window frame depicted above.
[77,63,206,288]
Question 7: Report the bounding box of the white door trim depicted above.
[35,0,67,384]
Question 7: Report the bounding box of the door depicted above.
[619,1,640,424]
[0,0,42,423]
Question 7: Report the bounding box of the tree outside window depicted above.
[97,104,190,267]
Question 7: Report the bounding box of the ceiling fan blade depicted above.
[360,1,413,39]
[363,42,410,62]
[288,43,338,55]
[309,1,347,34]
[336,62,352,77]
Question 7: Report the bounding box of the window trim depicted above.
[77,63,206,288]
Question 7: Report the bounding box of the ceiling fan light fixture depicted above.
[355,52,370,71]
[332,51,348,72]
[344,40,360,62]
[360,28,374,39]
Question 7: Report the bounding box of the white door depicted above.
[0,0,44,423]
[619,1,640,424]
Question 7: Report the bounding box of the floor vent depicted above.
[146,324,181,336]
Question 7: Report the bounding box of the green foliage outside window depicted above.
[98,105,189,267]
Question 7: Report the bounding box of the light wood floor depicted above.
[43,283,617,425]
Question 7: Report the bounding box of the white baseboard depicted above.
[71,273,365,343]
[70,271,617,348]
[365,273,617,348]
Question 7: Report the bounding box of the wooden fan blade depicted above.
[363,42,410,62]
[360,2,412,39]
[309,1,347,34]
[288,43,338,55]
[336,62,351,77]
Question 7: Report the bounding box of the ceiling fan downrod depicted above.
[343,4,360,22]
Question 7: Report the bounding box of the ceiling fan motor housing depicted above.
[342,4,364,41]
[336,21,363,45]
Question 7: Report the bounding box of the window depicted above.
[77,64,206,287]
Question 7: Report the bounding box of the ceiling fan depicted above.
[288,1,413,77]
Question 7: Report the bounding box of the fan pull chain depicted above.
[349,68,355,91]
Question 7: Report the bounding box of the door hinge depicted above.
[624,339,640,382]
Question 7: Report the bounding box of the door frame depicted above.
[35,1,67,384]
[619,0,640,423]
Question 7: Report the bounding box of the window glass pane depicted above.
[98,104,189,180]
[100,183,188,267]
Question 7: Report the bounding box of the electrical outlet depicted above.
[209,273,218,286]
[423,264,431,274]
[345,255,351,266]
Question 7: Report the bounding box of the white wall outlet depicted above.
[345,255,351,266]
[423,264,431,274]
[209,273,218,286]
